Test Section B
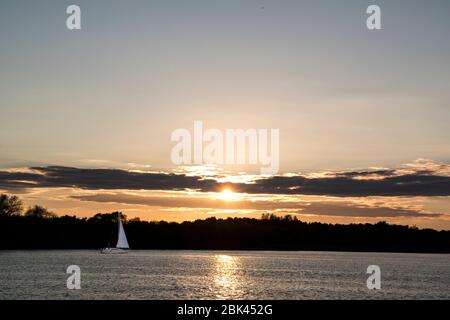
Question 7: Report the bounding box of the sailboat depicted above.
[100,215,130,254]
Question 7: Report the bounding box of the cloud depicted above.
[233,171,450,196]
[71,192,441,218]
[295,201,441,218]
[0,166,218,192]
[0,161,449,197]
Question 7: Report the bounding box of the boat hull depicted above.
[100,247,129,254]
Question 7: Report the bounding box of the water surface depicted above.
[0,250,448,299]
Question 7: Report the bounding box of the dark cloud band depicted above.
[0,165,449,197]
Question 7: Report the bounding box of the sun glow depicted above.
[219,188,238,201]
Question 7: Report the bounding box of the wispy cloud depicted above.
[71,192,442,218]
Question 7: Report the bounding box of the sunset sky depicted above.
[1,1,449,229]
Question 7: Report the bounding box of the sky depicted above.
[1,0,449,229]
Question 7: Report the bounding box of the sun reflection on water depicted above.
[212,255,245,299]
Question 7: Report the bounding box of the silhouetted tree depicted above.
[0,194,23,216]
[88,211,126,223]
[25,205,56,219]
[261,213,281,220]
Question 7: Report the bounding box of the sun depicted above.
[219,188,237,201]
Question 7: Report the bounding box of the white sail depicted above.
[116,216,129,249]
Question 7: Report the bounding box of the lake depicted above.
[0,250,448,299]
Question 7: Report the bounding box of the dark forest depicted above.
[1,194,449,252]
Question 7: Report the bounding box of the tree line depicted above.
[1,194,449,252]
